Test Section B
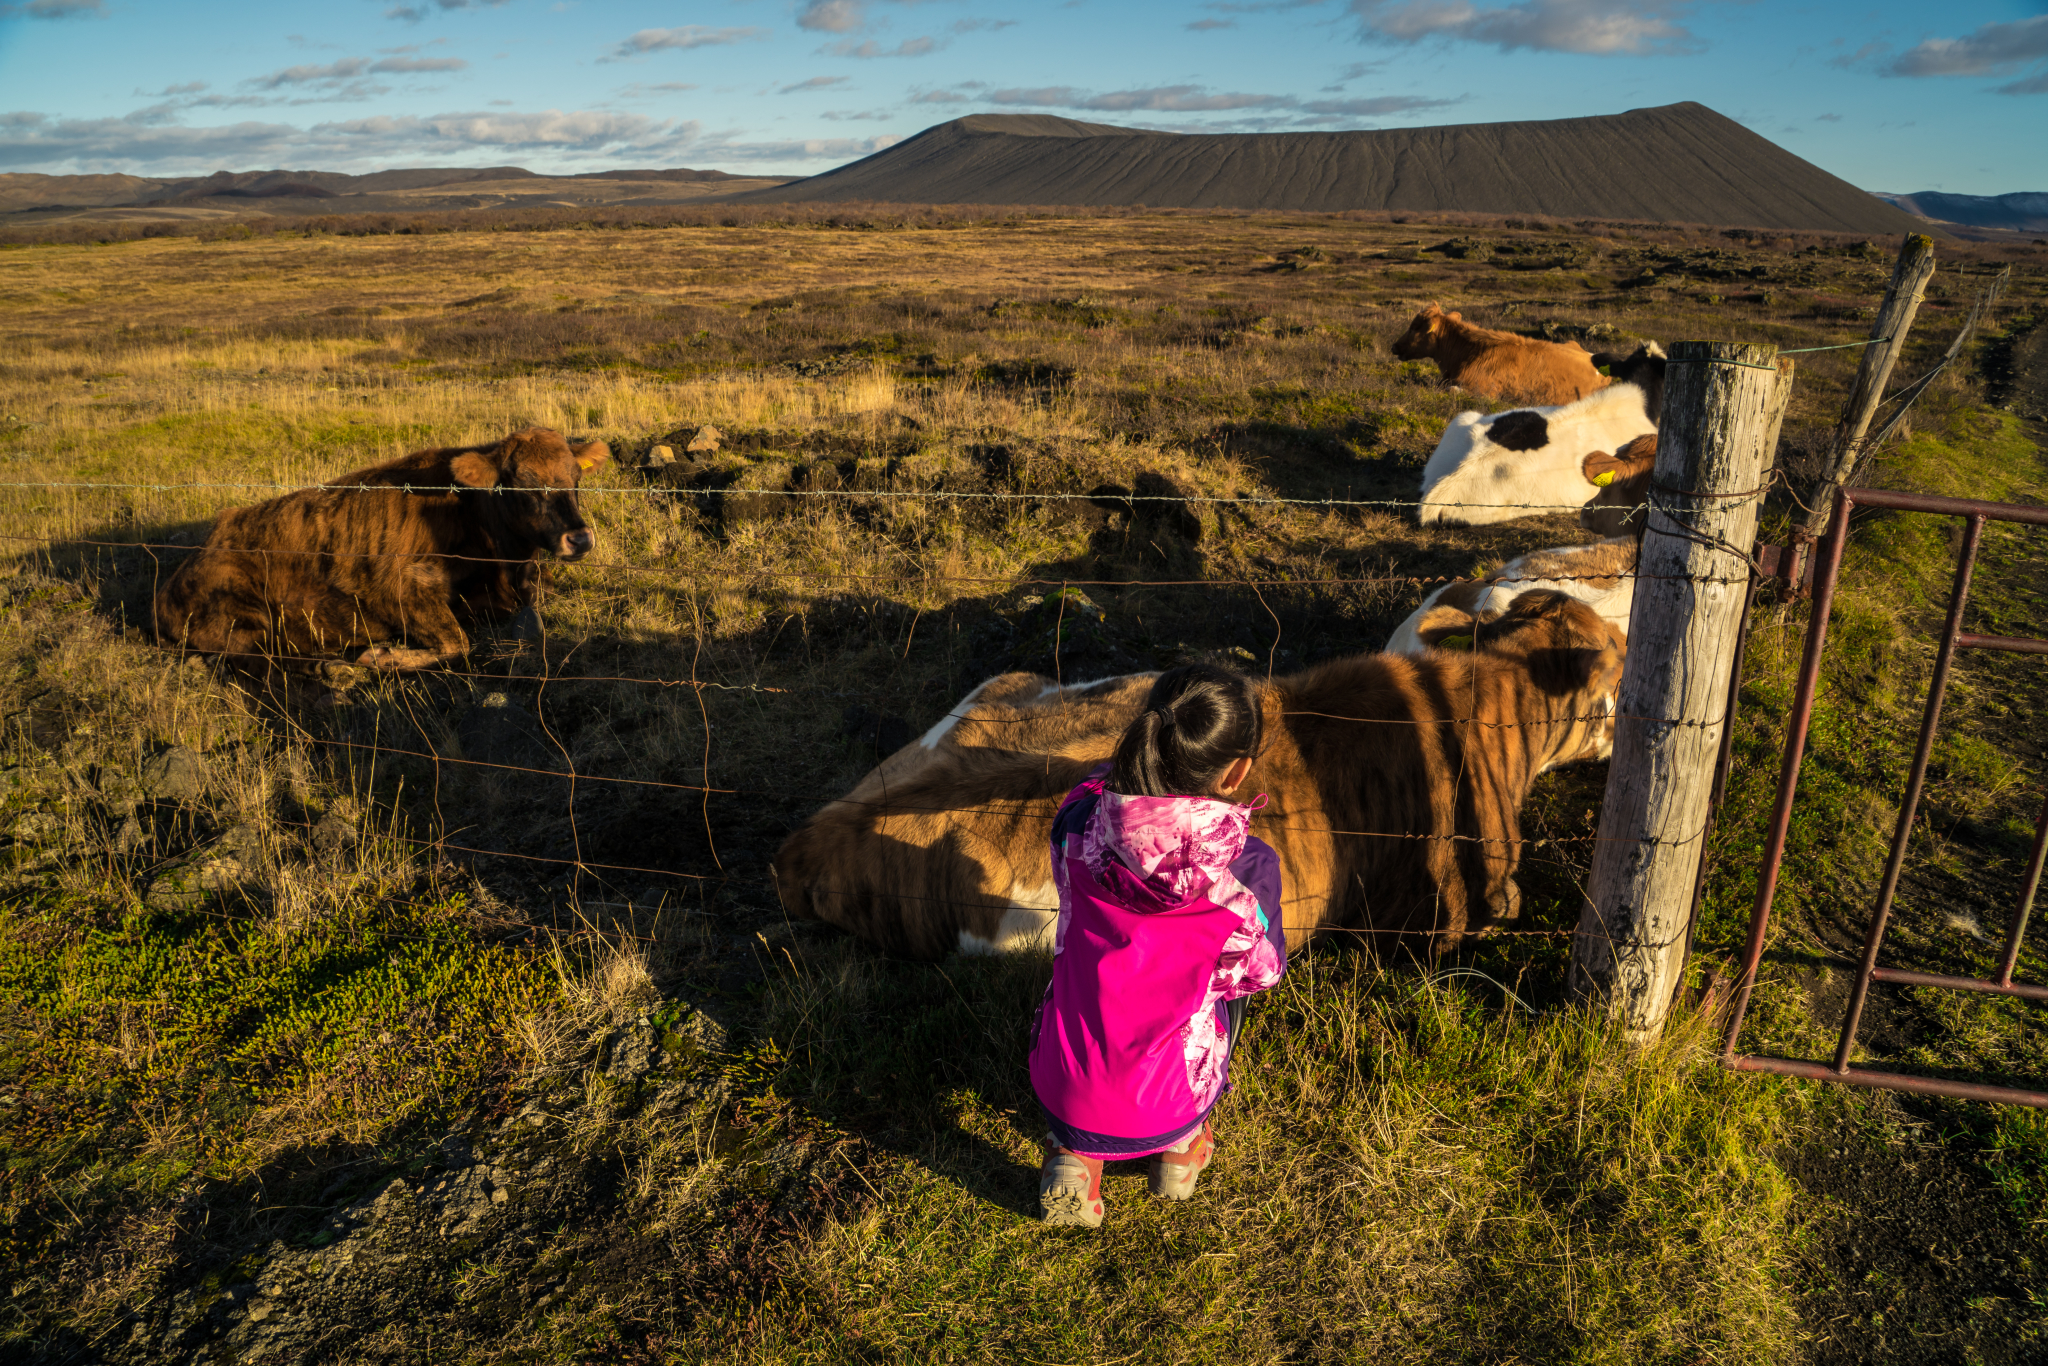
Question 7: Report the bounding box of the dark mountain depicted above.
[134,167,539,203]
[569,169,750,183]
[738,103,1933,235]
[1875,191,2048,234]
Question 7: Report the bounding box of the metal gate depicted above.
[1721,486,2048,1108]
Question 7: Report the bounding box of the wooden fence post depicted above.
[1569,342,1792,1035]
[1801,233,1937,537]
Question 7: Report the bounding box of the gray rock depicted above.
[146,853,248,911]
[8,810,60,843]
[218,821,266,868]
[686,424,722,454]
[95,767,145,811]
[139,746,207,803]
[642,444,677,469]
[308,807,357,856]
[458,693,557,771]
[602,1015,657,1081]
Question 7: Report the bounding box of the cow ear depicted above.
[571,440,611,473]
[1416,604,1501,650]
[449,451,498,488]
[1529,641,1622,696]
[1615,433,1658,473]
[1447,310,1463,321]
[1582,450,1622,487]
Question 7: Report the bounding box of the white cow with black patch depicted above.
[1417,344,1666,528]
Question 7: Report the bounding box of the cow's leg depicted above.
[354,590,470,671]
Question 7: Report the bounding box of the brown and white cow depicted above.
[154,427,609,670]
[1391,303,1609,407]
[773,591,1624,962]
[1578,433,1658,537]
[1385,536,1638,656]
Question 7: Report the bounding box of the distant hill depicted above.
[1873,191,2048,234]
[0,165,790,223]
[738,103,1933,235]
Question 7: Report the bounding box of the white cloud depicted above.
[1826,40,1887,71]
[797,0,868,33]
[702,133,900,162]
[246,56,468,91]
[825,35,938,57]
[1999,70,2048,96]
[1885,15,2048,80]
[0,104,909,175]
[821,108,895,121]
[1298,94,1457,115]
[6,0,104,17]
[607,25,769,58]
[987,84,1287,111]
[911,88,971,103]
[1348,0,1706,57]
[950,17,1017,32]
[971,83,1459,120]
[1187,17,1236,29]
[781,75,850,93]
[385,0,508,20]
[618,81,701,98]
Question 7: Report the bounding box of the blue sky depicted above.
[0,0,2039,193]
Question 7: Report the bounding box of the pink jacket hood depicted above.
[1082,789,1258,910]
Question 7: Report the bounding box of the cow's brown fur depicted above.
[1391,303,1608,406]
[154,427,609,671]
[1579,434,1658,537]
[773,593,1624,961]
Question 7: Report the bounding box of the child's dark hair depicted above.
[1107,664,1263,798]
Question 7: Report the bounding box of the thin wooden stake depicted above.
[1802,233,1937,537]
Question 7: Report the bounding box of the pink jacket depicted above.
[1028,767,1286,1158]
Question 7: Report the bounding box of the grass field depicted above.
[1,210,2046,1364]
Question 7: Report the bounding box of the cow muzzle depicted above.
[558,528,595,560]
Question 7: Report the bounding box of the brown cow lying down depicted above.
[773,591,1625,962]
[155,427,609,671]
[1392,303,1608,407]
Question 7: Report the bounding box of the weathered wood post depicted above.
[1802,233,1936,537]
[1569,343,1793,1035]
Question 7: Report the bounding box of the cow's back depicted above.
[153,450,500,659]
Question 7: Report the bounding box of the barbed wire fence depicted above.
[0,455,1766,998]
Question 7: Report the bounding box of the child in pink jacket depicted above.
[1029,664,1287,1227]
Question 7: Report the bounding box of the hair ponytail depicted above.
[1106,663,1263,798]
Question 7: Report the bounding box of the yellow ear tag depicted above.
[1592,471,1615,487]
[577,453,601,470]
[1436,633,1473,651]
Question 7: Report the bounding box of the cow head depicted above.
[1413,589,1626,767]
[1591,342,1668,424]
[449,427,611,560]
[1391,303,1459,360]
[1579,434,1658,537]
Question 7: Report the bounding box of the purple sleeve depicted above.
[1229,836,1287,977]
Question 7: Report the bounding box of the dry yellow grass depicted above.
[0,214,2041,1363]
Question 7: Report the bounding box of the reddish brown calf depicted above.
[154,427,609,671]
[1392,303,1609,406]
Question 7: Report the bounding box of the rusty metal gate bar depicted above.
[1722,486,2048,1109]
